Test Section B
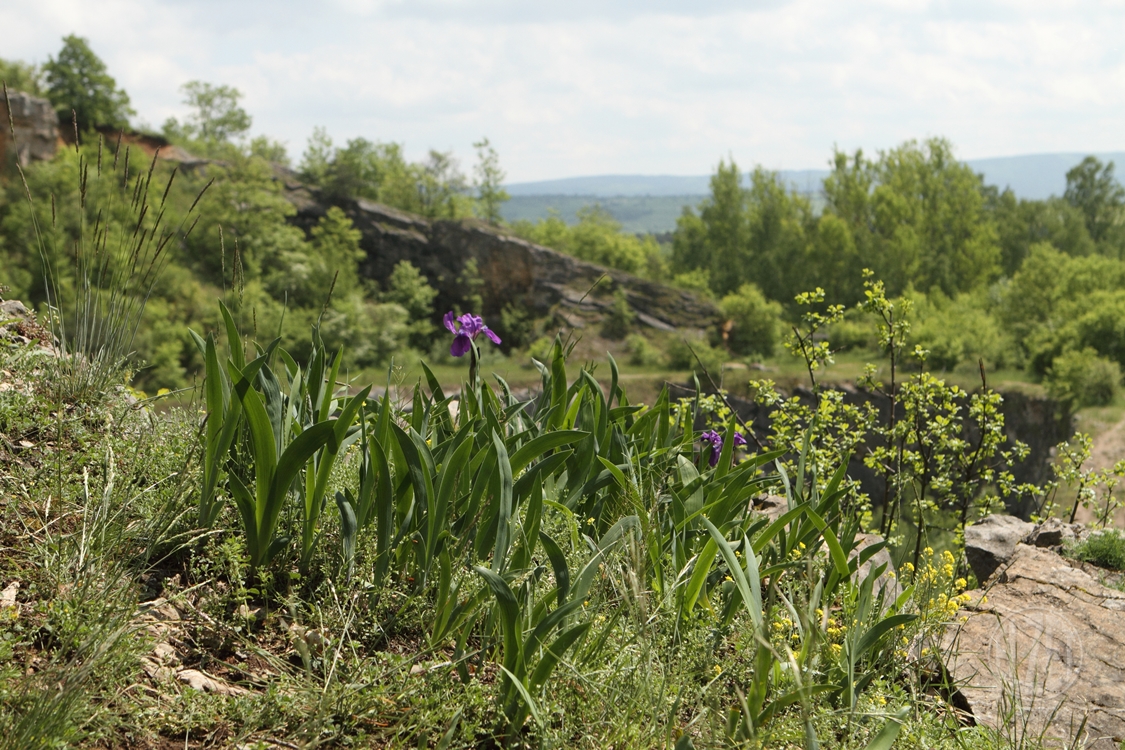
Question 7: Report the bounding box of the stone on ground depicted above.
[963,514,1035,583]
[943,544,1125,749]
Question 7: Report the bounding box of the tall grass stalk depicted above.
[4,90,209,401]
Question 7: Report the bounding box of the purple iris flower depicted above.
[443,311,502,357]
[700,429,748,467]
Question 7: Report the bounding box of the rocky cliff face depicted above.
[0,91,59,169]
[283,182,721,334]
[1,91,193,171]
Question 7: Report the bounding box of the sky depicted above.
[3,0,1124,183]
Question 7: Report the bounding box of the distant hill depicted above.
[501,195,703,235]
[502,152,1125,234]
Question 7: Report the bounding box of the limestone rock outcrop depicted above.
[963,515,1097,584]
[284,184,721,336]
[944,544,1125,748]
[1023,516,1093,550]
[0,91,59,168]
[0,298,52,348]
[964,514,1035,583]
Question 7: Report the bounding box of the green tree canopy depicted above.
[163,81,252,147]
[719,283,783,358]
[298,129,469,219]
[511,206,668,279]
[1065,156,1125,249]
[0,58,43,96]
[472,137,510,225]
[674,138,1003,309]
[43,35,133,131]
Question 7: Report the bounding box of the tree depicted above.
[472,137,509,225]
[987,187,1094,274]
[670,159,811,303]
[671,159,745,293]
[820,139,1001,298]
[1065,156,1125,248]
[510,206,665,278]
[0,58,43,95]
[742,167,812,302]
[249,135,290,165]
[416,150,469,219]
[163,81,252,146]
[871,139,1000,296]
[696,158,746,296]
[43,35,133,131]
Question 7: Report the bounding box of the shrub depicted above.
[910,290,1014,372]
[1045,347,1121,409]
[600,289,635,340]
[625,333,661,367]
[497,302,534,350]
[666,334,725,375]
[1067,529,1125,571]
[383,260,438,350]
[719,283,782,358]
[671,268,713,297]
[827,316,873,352]
[526,335,554,364]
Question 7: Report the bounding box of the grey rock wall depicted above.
[0,91,59,169]
[283,182,721,335]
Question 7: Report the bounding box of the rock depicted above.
[964,514,1035,583]
[176,668,250,695]
[1,581,19,620]
[1024,516,1090,549]
[751,494,788,524]
[151,642,179,665]
[283,187,721,337]
[1,300,30,318]
[0,298,54,349]
[853,532,901,602]
[0,91,59,168]
[943,544,1125,748]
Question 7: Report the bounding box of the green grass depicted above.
[365,345,1042,410]
[0,336,1068,749]
[1067,528,1125,571]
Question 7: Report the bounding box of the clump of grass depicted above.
[4,98,210,403]
[1066,528,1125,571]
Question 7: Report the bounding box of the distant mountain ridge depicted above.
[502,152,1125,234]
[506,153,1125,200]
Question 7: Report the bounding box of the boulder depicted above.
[0,298,54,348]
[1024,516,1091,550]
[943,544,1125,749]
[964,514,1034,583]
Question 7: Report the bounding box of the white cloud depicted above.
[2,0,1123,180]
